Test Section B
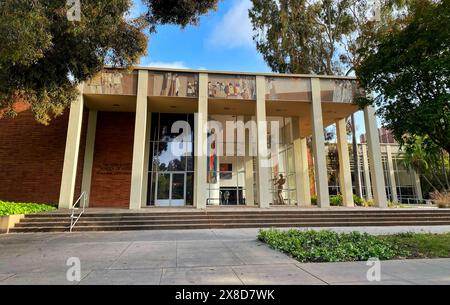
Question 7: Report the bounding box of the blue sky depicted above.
[132,0,270,72]
[131,0,374,140]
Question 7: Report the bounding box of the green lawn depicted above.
[0,200,56,216]
[258,229,450,263]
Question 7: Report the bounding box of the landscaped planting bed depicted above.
[258,229,450,263]
[0,201,56,216]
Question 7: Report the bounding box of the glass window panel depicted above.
[157,173,170,200]
[171,174,185,200]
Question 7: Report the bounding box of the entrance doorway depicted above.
[147,113,194,206]
[155,172,186,206]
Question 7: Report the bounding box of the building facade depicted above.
[325,143,423,204]
[0,67,389,209]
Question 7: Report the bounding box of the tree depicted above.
[0,0,218,124]
[355,0,450,155]
[403,136,449,197]
[249,0,356,75]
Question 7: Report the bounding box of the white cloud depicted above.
[207,0,254,49]
[140,59,189,69]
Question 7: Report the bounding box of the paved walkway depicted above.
[1,227,449,285]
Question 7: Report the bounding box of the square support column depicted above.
[256,76,271,208]
[336,118,354,207]
[244,116,255,205]
[361,144,373,200]
[310,78,330,208]
[141,107,151,208]
[364,105,388,208]
[293,118,311,206]
[194,73,208,209]
[58,85,84,209]
[129,70,149,209]
[386,145,398,203]
[80,110,97,207]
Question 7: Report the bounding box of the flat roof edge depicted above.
[103,65,358,80]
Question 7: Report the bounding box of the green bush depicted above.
[311,195,317,205]
[330,195,343,206]
[353,195,364,206]
[0,201,56,216]
[258,229,408,262]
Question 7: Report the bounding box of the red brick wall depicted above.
[0,110,87,204]
[89,112,135,208]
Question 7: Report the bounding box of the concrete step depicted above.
[19,213,450,222]
[9,219,450,233]
[15,216,450,227]
[10,209,450,233]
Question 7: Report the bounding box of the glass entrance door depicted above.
[155,173,186,206]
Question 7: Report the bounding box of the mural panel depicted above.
[148,72,198,97]
[84,70,138,95]
[208,75,256,100]
[320,79,363,103]
[265,77,311,102]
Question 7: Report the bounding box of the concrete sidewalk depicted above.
[1,227,449,285]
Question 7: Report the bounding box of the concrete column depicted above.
[244,116,255,205]
[58,85,84,209]
[386,145,398,203]
[293,118,311,206]
[80,110,97,207]
[194,73,208,209]
[361,144,373,200]
[256,76,271,208]
[336,118,354,207]
[129,70,149,209]
[310,78,330,208]
[141,107,152,208]
[364,105,388,208]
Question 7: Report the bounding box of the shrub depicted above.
[353,195,364,206]
[363,200,375,207]
[330,195,343,206]
[311,195,317,205]
[0,201,56,216]
[430,191,450,208]
[258,229,409,262]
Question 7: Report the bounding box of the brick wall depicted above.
[89,112,135,208]
[0,110,87,204]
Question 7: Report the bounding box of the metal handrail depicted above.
[69,192,87,232]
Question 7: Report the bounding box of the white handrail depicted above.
[69,192,87,232]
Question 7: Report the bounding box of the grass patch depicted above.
[258,229,450,263]
[378,233,450,259]
[0,200,56,216]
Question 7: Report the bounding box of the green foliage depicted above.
[249,0,408,75]
[402,135,450,196]
[258,229,408,262]
[330,195,343,206]
[353,194,364,206]
[379,233,450,259]
[0,0,217,125]
[356,0,450,155]
[249,0,356,74]
[0,201,56,216]
[311,195,317,205]
[144,0,218,32]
